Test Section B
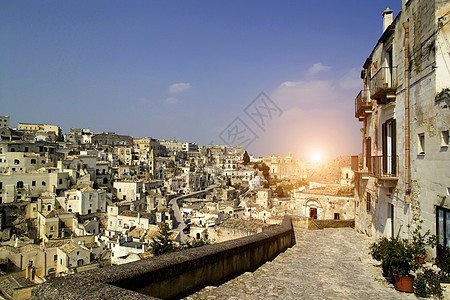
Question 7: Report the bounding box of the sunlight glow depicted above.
[311,152,322,163]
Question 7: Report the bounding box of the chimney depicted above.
[383,8,393,32]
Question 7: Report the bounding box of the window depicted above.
[441,130,449,148]
[366,193,371,212]
[31,159,36,164]
[32,181,36,186]
[17,181,23,188]
[50,226,54,231]
[366,137,372,171]
[334,213,340,220]
[14,159,19,165]
[54,255,57,261]
[0,182,2,189]
[42,181,46,186]
[60,259,62,265]
[59,179,63,185]
[47,204,51,211]
[436,206,450,252]
[418,133,425,154]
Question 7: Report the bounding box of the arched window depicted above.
[30,159,36,164]
[14,159,20,165]
[16,181,23,188]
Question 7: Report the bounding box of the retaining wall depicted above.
[32,216,295,300]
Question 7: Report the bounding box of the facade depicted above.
[292,187,354,220]
[133,138,162,157]
[63,187,107,215]
[353,0,450,253]
[262,153,304,179]
[114,181,144,201]
[91,132,133,146]
[0,171,69,203]
[0,116,10,129]
[256,189,272,209]
[107,206,156,232]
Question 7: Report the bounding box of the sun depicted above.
[312,153,322,163]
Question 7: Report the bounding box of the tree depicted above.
[243,151,250,165]
[275,185,284,197]
[184,232,212,249]
[150,222,177,256]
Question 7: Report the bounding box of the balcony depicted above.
[370,67,397,104]
[352,155,398,182]
[354,89,372,121]
[370,155,398,180]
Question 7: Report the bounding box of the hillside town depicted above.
[0,118,358,296]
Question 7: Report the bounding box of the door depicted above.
[310,208,317,219]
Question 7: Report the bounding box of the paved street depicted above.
[186,227,417,299]
[169,184,220,243]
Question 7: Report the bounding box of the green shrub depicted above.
[414,268,443,299]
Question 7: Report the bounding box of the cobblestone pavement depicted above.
[185,227,418,299]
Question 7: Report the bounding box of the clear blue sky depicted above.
[0,1,402,161]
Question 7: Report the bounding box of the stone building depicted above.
[262,153,304,179]
[63,187,107,215]
[292,185,354,220]
[91,132,133,147]
[17,123,63,141]
[353,0,450,249]
[0,116,9,129]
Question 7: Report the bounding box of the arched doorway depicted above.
[304,198,322,219]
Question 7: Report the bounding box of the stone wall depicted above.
[291,216,354,230]
[32,216,295,300]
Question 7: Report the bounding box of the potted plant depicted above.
[409,219,437,264]
[370,236,396,279]
[390,238,416,293]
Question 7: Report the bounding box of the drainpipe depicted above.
[403,21,411,204]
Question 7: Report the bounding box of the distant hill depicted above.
[305,156,352,184]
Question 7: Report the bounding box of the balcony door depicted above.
[382,119,396,175]
[386,48,393,87]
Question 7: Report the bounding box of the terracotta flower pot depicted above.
[415,255,427,264]
[395,275,414,293]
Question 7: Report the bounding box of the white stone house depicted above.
[352,1,450,249]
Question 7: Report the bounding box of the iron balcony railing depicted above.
[355,89,371,119]
[370,67,397,100]
[370,155,398,178]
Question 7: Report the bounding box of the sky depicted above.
[0,1,403,162]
